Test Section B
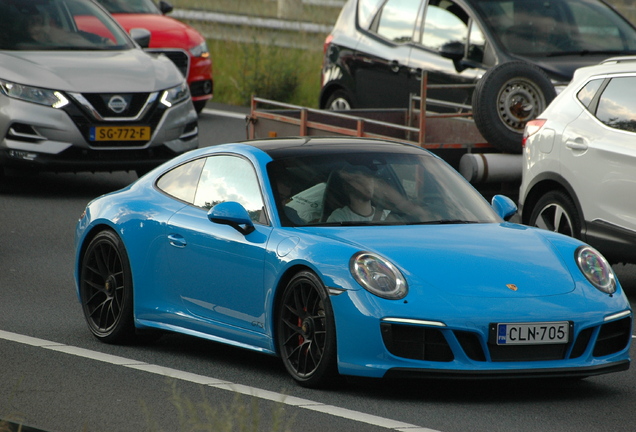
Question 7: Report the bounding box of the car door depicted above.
[164,154,273,336]
[352,0,422,108]
[408,0,486,111]
[560,75,636,236]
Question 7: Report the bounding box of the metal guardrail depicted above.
[171,9,334,34]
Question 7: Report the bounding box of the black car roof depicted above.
[238,136,429,159]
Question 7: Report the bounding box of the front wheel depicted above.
[528,190,581,238]
[276,271,338,388]
[79,230,135,344]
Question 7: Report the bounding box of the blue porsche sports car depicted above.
[74,137,632,387]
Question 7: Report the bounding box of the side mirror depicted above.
[439,41,465,61]
[158,0,174,15]
[491,195,517,221]
[129,28,151,48]
[208,201,255,235]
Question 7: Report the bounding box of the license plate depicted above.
[90,126,151,141]
[496,321,569,345]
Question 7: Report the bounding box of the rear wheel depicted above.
[79,230,135,343]
[277,271,338,388]
[528,190,581,238]
[324,90,352,110]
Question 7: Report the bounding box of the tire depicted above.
[528,190,581,239]
[276,271,338,388]
[472,61,556,154]
[324,89,352,110]
[79,230,135,344]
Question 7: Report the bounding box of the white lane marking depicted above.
[201,108,247,120]
[0,330,439,432]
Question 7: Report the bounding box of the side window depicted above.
[576,78,603,108]
[595,77,636,133]
[193,155,266,224]
[373,0,421,42]
[156,158,205,203]
[467,20,486,63]
[421,0,472,56]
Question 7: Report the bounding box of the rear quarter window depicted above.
[595,76,636,133]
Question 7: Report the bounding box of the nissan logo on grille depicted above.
[108,95,128,114]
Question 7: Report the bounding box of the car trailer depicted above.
[246,74,522,200]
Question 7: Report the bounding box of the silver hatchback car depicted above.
[0,0,198,177]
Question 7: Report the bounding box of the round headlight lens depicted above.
[350,252,407,299]
[576,246,616,294]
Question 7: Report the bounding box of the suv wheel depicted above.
[472,61,556,154]
[325,90,352,110]
[529,190,581,238]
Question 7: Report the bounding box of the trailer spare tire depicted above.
[472,61,556,154]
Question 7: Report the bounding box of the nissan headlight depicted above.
[350,252,407,299]
[160,82,190,107]
[0,79,69,108]
[576,246,616,294]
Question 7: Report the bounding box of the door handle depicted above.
[168,234,186,248]
[565,138,588,151]
[409,68,423,79]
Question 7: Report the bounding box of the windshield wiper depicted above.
[407,219,478,225]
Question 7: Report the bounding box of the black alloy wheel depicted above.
[277,271,338,388]
[80,230,135,344]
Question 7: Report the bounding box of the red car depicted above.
[96,0,213,113]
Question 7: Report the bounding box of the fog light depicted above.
[9,150,37,160]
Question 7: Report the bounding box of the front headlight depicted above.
[160,81,190,107]
[0,79,69,108]
[576,245,616,294]
[350,252,408,299]
[190,41,209,58]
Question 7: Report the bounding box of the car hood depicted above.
[112,14,204,49]
[0,49,183,92]
[318,223,576,298]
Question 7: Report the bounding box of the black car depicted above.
[320,0,636,152]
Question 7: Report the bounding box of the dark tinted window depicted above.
[267,151,499,227]
[421,0,485,63]
[95,0,160,14]
[596,76,636,133]
[156,158,205,203]
[374,0,420,42]
[0,0,131,51]
[476,0,636,56]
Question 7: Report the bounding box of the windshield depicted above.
[0,0,133,51]
[267,152,500,227]
[95,0,161,14]
[474,0,636,56]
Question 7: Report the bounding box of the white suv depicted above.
[519,57,636,264]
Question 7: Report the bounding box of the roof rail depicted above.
[600,55,636,64]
